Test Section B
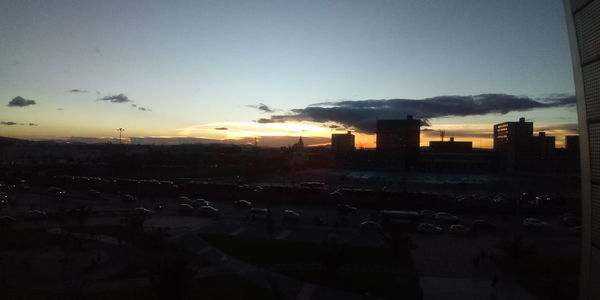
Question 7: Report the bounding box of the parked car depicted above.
[198,206,220,219]
[193,198,211,208]
[568,226,581,236]
[492,195,506,204]
[235,200,253,208]
[522,218,548,229]
[419,210,436,218]
[337,204,357,214]
[250,208,270,221]
[417,223,443,233]
[471,219,497,232]
[48,187,66,198]
[178,204,195,214]
[87,189,101,200]
[0,216,17,226]
[560,214,581,227]
[133,207,154,216]
[28,210,47,220]
[177,196,193,205]
[282,210,300,225]
[434,212,459,222]
[360,220,383,231]
[449,224,470,235]
[121,194,136,203]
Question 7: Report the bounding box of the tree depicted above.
[495,234,536,263]
[148,258,200,300]
[70,206,92,229]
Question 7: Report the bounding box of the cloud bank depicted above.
[260,94,575,133]
[8,96,36,107]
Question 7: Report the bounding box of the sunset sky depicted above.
[0,0,578,148]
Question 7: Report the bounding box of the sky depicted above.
[0,0,578,148]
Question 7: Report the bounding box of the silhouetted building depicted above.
[566,135,580,154]
[331,131,355,152]
[493,117,534,171]
[565,1,600,298]
[429,137,472,153]
[376,116,421,168]
[532,132,556,159]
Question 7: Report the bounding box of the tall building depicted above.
[564,1,600,299]
[331,131,355,152]
[376,116,421,152]
[566,135,580,154]
[532,132,556,159]
[376,116,421,168]
[493,117,534,171]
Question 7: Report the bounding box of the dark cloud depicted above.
[66,89,88,93]
[8,96,36,107]
[262,94,576,133]
[57,108,64,111]
[1,121,37,126]
[98,94,131,103]
[214,127,228,130]
[256,118,277,124]
[131,104,137,108]
[138,107,147,111]
[248,103,275,113]
[95,47,102,55]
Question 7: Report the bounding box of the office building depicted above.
[376,116,421,152]
[564,1,600,298]
[532,132,556,159]
[376,116,421,168]
[331,131,355,152]
[566,135,580,154]
[429,137,472,153]
[493,117,534,171]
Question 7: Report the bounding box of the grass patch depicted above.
[200,233,421,299]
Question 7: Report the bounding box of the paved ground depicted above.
[2,187,579,299]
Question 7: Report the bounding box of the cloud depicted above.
[1,121,37,126]
[57,108,64,111]
[248,103,275,113]
[261,94,576,133]
[214,127,228,130]
[98,94,131,103]
[8,96,36,107]
[66,89,88,93]
[256,118,277,124]
[131,104,137,108]
[138,107,147,111]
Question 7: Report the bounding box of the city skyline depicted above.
[0,0,578,148]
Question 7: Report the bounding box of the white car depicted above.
[178,204,195,214]
[522,218,548,228]
[417,223,442,233]
[434,212,459,222]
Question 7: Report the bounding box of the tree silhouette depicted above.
[148,258,200,300]
[495,234,536,263]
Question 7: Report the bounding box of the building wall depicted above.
[331,132,355,152]
[564,0,600,299]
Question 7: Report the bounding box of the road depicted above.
[1,186,581,279]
